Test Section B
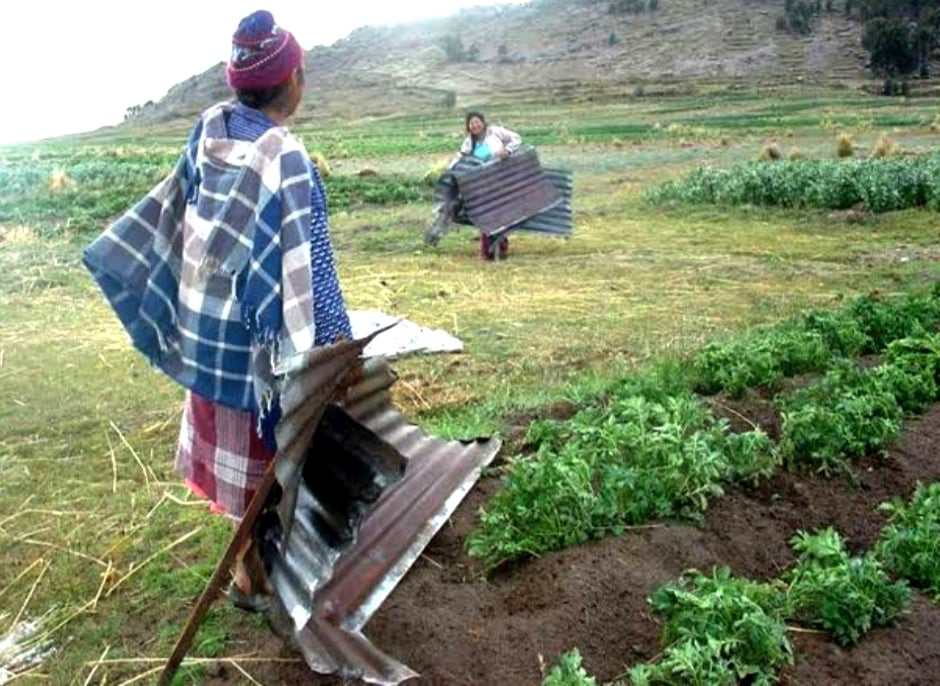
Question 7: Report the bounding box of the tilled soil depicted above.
[212,401,940,686]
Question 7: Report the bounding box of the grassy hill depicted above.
[125,0,894,128]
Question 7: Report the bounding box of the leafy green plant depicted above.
[542,649,598,686]
[692,327,831,397]
[779,330,940,474]
[648,154,940,213]
[786,528,910,646]
[629,568,792,686]
[876,482,940,598]
[691,291,940,398]
[778,360,905,474]
[847,293,940,352]
[468,386,775,568]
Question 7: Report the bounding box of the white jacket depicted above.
[453,125,522,165]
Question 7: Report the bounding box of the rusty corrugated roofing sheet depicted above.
[455,148,562,233]
[433,152,573,240]
[259,355,501,685]
[493,166,573,239]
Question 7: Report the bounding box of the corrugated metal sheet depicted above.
[455,148,562,233]
[495,167,573,239]
[259,355,501,685]
[431,151,573,242]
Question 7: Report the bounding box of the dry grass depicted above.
[48,168,75,192]
[836,133,855,158]
[758,142,783,162]
[870,133,900,159]
[310,151,332,178]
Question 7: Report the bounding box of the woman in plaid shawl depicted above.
[86,10,351,609]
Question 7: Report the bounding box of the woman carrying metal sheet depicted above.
[428,112,523,259]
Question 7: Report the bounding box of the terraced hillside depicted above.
[128,0,890,126]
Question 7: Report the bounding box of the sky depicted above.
[0,1,527,145]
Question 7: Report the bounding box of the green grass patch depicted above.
[0,152,431,238]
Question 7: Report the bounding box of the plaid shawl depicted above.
[84,104,316,414]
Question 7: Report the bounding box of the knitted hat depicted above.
[226,10,303,91]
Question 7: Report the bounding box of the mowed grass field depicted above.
[2,86,940,684]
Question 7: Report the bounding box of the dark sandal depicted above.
[226,584,271,613]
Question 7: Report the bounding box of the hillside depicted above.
[129,0,877,125]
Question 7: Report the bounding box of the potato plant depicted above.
[630,568,792,686]
[876,482,940,599]
[467,381,775,568]
[786,528,911,646]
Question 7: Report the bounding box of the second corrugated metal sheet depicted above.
[262,356,501,685]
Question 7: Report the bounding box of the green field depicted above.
[2,87,940,684]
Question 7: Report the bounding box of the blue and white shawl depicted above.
[84,104,317,415]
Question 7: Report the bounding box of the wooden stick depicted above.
[704,397,760,432]
[156,463,281,686]
[92,561,113,611]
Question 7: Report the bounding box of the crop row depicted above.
[544,482,940,685]
[465,370,776,569]
[648,155,940,213]
[693,289,940,397]
[779,336,940,474]
[0,156,430,236]
[469,289,940,568]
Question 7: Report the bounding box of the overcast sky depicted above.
[0,1,527,146]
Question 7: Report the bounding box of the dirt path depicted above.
[213,403,940,685]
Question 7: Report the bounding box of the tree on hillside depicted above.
[862,18,917,75]
[609,0,648,14]
[852,0,940,82]
[440,35,466,62]
[779,0,825,34]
